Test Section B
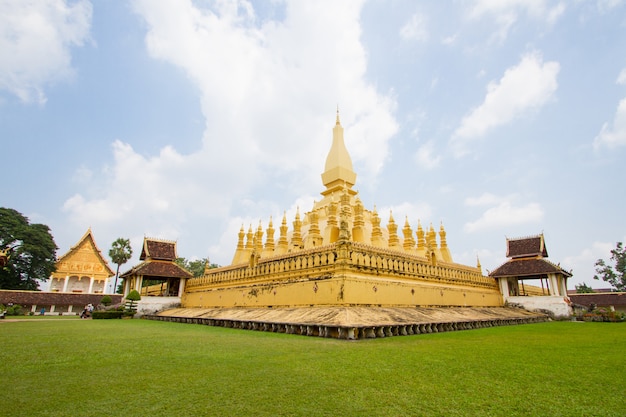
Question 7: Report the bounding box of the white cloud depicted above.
[469,0,565,43]
[414,140,441,170]
[64,139,235,235]
[618,68,626,85]
[63,0,398,265]
[464,192,503,207]
[441,34,457,45]
[562,240,618,289]
[592,68,626,149]
[464,197,544,233]
[0,0,92,104]
[131,0,397,177]
[593,98,626,149]
[596,0,625,13]
[400,12,428,42]
[378,202,434,227]
[451,51,559,157]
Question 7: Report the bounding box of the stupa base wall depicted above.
[182,274,503,309]
[145,306,547,340]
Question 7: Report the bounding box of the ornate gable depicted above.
[53,229,114,279]
[506,234,548,259]
[140,238,177,261]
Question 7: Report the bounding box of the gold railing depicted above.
[348,242,497,289]
[186,242,498,291]
[186,244,338,290]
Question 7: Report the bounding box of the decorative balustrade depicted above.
[186,245,338,290]
[186,241,497,291]
[348,242,498,289]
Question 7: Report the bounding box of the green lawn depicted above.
[1,319,624,417]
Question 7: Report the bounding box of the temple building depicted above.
[489,234,572,317]
[120,237,193,314]
[49,228,114,294]
[153,112,547,339]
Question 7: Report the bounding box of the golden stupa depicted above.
[154,111,545,338]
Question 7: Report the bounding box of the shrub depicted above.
[125,290,141,313]
[582,308,626,322]
[1,304,25,316]
[100,295,112,306]
[92,310,123,319]
[126,290,141,301]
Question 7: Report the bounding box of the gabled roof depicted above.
[140,238,177,261]
[506,234,548,258]
[489,258,572,278]
[55,228,114,277]
[120,260,192,279]
[490,233,571,280]
[122,237,191,280]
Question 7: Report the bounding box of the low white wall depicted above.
[505,296,572,318]
[135,296,181,317]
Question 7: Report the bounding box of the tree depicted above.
[575,282,594,294]
[594,242,626,291]
[125,289,141,315]
[0,208,58,290]
[100,295,112,306]
[109,238,132,294]
[175,257,218,277]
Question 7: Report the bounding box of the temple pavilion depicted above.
[49,228,114,294]
[153,112,547,339]
[489,234,572,317]
[121,237,192,298]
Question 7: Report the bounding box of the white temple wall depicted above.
[135,296,181,317]
[505,295,572,318]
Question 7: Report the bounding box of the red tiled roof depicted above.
[121,260,192,279]
[140,239,177,261]
[489,258,571,278]
[569,292,626,307]
[506,235,548,258]
[0,290,122,306]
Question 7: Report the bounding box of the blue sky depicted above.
[1,0,625,290]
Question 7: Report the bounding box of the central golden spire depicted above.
[320,109,357,202]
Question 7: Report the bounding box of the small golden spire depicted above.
[336,106,341,125]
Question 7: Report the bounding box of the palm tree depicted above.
[109,238,133,294]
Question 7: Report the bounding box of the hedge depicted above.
[92,310,124,319]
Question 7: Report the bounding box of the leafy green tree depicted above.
[175,257,218,277]
[109,238,133,294]
[0,208,57,290]
[594,242,626,291]
[125,289,141,313]
[575,282,595,294]
[100,295,112,306]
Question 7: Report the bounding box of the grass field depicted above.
[1,318,624,417]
